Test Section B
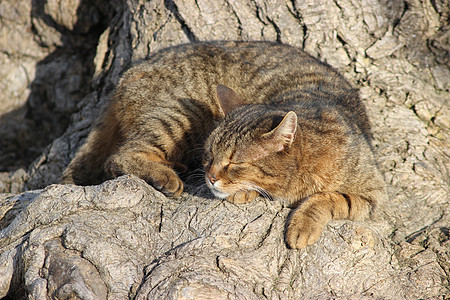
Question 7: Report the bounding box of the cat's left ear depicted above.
[262,111,298,152]
[216,84,244,116]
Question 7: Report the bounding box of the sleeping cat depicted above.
[62,41,387,249]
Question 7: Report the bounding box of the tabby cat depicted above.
[62,41,387,249]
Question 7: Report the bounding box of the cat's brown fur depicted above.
[62,41,387,249]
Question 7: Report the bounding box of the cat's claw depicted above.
[285,211,325,249]
[226,190,259,204]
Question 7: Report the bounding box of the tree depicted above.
[0,0,448,298]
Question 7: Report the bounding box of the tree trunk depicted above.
[0,0,449,298]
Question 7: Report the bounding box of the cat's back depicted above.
[129,41,352,95]
[115,41,369,134]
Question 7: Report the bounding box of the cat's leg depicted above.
[227,190,260,204]
[285,192,374,249]
[105,146,184,197]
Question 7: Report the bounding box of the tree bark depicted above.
[0,0,449,298]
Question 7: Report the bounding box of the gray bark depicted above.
[0,0,449,298]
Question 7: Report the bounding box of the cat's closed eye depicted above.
[226,164,245,178]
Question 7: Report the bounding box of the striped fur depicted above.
[62,41,387,248]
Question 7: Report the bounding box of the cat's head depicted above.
[203,85,298,200]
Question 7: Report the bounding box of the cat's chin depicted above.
[208,187,229,199]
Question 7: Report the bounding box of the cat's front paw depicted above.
[285,209,325,249]
[105,157,183,197]
[226,190,259,204]
[146,167,184,197]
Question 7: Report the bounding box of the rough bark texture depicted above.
[0,0,449,298]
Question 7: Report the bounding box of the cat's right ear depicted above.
[216,84,244,116]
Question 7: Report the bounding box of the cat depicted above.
[61,41,387,249]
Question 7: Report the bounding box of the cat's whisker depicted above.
[186,178,206,185]
[184,168,205,175]
[189,179,206,186]
[184,173,205,180]
[190,182,210,196]
[186,147,206,154]
[183,168,206,183]
[252,186,273,201]
[239,183,273,201]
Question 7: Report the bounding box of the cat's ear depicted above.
[216,84,243,116]
[262,111,298,152]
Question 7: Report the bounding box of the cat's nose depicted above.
[207,174,218,184]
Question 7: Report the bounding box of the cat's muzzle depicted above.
[205,176,229,199]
